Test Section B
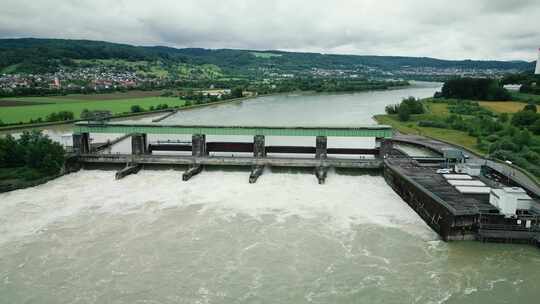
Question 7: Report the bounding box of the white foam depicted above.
[0,170,437,245]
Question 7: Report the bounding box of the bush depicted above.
[45,111,74,122]
[511,110,539,127]
[418,120,448,128]
[523,102,537,113]
[486,134,500,142]
[385,104,399,115]
[531,119,540,135]
[401,97,424,114]
[398,106,411,121]
[130,105,143,113]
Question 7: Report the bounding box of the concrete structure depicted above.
[131,134,148,155]
[73,122,391,184]
[455,186,491,195]
[536,48,540,75]
[443,174,473,180]
[490,187,534,217]
[455,163,482,177]
[447,180,486,187]
[74,122,394,138]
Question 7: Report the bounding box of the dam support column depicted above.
[376,138,393,159]
[254,135,266,158]
[115,163,142,180]
[192,134,207,157]
[131,133,148,155]
[315,136,328,184]
[250,135,266,184]
[316,136,327,159]
[73,133,90,154]
[183,134,206,181]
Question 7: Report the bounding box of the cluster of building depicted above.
[260,65,520,80]
[443,148,539,220]
[0,67,164,93]
[387,67,521,78]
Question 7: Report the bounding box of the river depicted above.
[1,82,539,304]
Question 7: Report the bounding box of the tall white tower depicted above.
[536,48,540,75]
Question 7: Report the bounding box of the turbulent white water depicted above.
[0,170,435,247]
[1,171,539,304]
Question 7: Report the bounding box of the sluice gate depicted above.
[72,122,393,183]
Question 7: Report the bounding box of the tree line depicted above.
[0,131,65,181]
[434,78,511,101]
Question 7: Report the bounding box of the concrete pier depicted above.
[115,163,142,180]
[131,133,148,155]
[377,138,393,158]
[192,134,207,157]
[254,135,266,158]
[249,165,265,184]
[183,165,203,181]
[73,132,90,154]
[316,136,327,159]
[315,166,328,184]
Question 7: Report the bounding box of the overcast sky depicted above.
[1,0,539,61]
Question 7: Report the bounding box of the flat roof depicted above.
[443,174,473,180]
[386,159,499,215]
[448,180,486,187]
[455,186,492,194]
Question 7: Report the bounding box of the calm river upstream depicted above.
[1,82,539,304]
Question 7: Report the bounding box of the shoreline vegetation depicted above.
[0,80,409,130]
[375,77,540,181]
[0,131,67,192]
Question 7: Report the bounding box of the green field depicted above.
[251,52,283,58]
[0,96,185,124]
[374,114,482,154]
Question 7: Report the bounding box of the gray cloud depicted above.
[0,0,539,61]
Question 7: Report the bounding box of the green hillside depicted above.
[0,38,534,75]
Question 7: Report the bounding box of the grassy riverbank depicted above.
[0,93,186,124]
[374,113,481,154]
[375,97,540,179]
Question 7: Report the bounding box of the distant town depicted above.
[0,64,524,96]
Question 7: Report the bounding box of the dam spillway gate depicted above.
[72,122,394,184]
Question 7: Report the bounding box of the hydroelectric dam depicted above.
[69,121,540,247]
[72,122,394,184]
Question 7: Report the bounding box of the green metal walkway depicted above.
[74,122,393,138]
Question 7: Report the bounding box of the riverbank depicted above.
[0,95,258,132]
[0,84,414,132]
[373,98,540,185]
[0,168,65,193]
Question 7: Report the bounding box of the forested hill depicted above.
[0,38,535,75]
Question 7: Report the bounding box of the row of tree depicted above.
[385,97,425,121]
[417,100,540,176]
[0,131,65,178]
[434,78,511,101]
